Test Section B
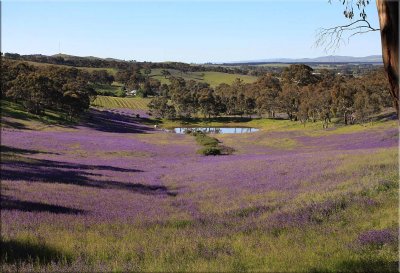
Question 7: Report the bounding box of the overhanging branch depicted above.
[315,19,379,52]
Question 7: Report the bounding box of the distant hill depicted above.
[223,55,383,64]
[52,53,124,62]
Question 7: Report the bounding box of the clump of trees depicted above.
[2,59,96,119]
[148,64,393,124]
[114,66,161,98]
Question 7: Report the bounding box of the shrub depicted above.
[219,145,235,155]
[190,131,233,156]
[194,133,219,147]
[197,147,221,156]
[115,89,126,97]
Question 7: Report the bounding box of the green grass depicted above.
[92,95,151,110]
[148,68,258,87]
[1,100,76,129]
[91,82,124,96]
[193,132,220,147]
[17,60,118,75]
[158,116,398,136]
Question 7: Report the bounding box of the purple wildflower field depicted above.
[1,107,398,272]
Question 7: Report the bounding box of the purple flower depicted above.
[357,229,398,247]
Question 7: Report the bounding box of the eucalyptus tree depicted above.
[317,0,398,115]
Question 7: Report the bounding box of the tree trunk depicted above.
[376,0,399,116]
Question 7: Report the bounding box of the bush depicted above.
[190,131,233,156]
[193,133,219,147]
[197,147,221,156]
[95,90,116,97]
[115,89,126,97]
[219,145,235,155]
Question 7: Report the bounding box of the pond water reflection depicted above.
[173,127,259,134]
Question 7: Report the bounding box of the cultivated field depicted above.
[92,95,151,111]
[1,103,398,272]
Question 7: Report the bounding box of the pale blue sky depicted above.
[3,1,382,63]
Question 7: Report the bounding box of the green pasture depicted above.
[148,68,258,87]
[91,82,124,96]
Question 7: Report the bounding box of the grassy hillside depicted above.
[15,60,256,86]
[92,95,150,110]
[17,60,118,75]
[16,61,257,92]
[148,68,258,87]
[2,102,398,272]
[1,100,76,130]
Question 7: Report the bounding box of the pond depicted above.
[173,127,259,134]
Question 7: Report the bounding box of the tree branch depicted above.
[315,19,379,52]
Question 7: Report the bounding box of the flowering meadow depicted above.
[1,105,398,272]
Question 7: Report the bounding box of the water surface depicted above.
[173,127,259,134]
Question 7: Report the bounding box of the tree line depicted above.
[1,59,99,119]
[148,64,393,124]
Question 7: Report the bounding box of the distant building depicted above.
[127,90,137,96]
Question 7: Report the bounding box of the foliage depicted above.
[187,131,234,156]
[148,97,176,119]
[3,57,393,124]
[197,146,222,156]
[2,59,95,119]
[193,131,220,147]
[148,64,393,124]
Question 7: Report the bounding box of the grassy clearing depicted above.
[92,95,150,110]
[91,82,124,96]
[148,68,258,87]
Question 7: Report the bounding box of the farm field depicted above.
[92,95,151,111]
[148,68,258,87]
[1,102,398,272]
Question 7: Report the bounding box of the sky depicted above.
[3,0,382,63]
